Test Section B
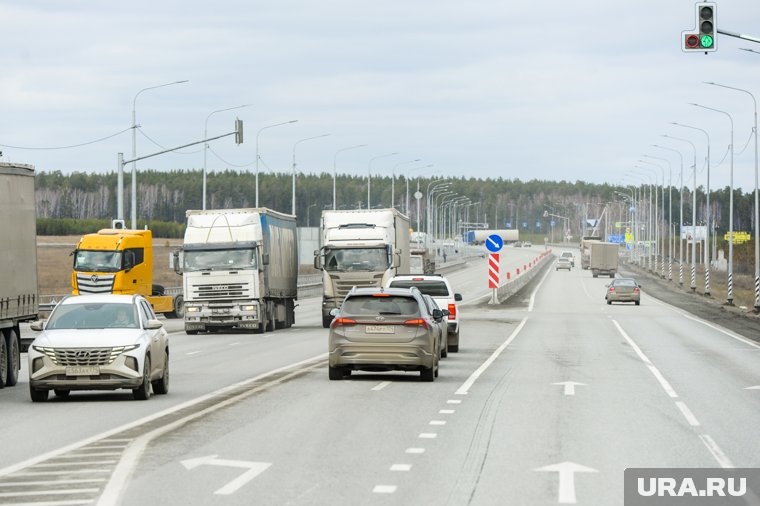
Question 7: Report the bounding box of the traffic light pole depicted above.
[717,28,760,44]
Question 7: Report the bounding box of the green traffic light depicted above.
[700,34,714,48]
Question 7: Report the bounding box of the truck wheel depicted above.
[166,295,184,319]
[152,284,165,296]
[592,272,598,278]
[265,302,275,332]
[328,366,344,380]
[185,329,199,335]
[322,315,333,328]
[0,333,8,389]
[5,329,20,387]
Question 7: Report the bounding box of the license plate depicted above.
[66,366,100,376]
[365,325,395,334]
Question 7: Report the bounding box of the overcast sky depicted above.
[2,0,760,192]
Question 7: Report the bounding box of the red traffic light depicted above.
[685,34,700,49]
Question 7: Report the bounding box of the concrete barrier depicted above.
[464,249,555,306]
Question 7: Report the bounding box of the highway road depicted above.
[2,245,759,505]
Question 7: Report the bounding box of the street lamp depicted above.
[691,103,734,304]
[256,120,298,207]
[643,154,673,281]
[292,133,330,215]
[203,104,251,210]
[332,144,367,210]
[306,203,317,227]
[663,134,698,292]
[407,164,434,217]
[639,159,667,278]
[653,144,685,285]
[367,152,399,209]
[130,79,189,228]
[670,123,711,294]
[426,181,450,233]
[704,82,759,310]
[390,159,421,210]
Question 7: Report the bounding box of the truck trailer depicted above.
[0,163,39,388]
[590,241,619,278]
[179,208,298,334]
[315,209,410,328]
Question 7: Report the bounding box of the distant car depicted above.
[513,241,523,248]
[605,278,641,305]
[328,286,443,381]
[27,294,170,401]
[556,257,572,271]
[524,241,533,248]
[560,251,575,267]
[385,274,463,352]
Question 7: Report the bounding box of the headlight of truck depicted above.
[240,305,256,312]
[186,306,201,312]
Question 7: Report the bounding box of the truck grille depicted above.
[191,282,251,299]
[36,347,130,366]
[335,279,380,298]
[76,274,115,294]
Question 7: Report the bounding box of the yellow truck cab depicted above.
[72,227,183,318]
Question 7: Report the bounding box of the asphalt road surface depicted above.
[2,247,759,505]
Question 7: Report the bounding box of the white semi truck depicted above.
[315,209,411,328]
[179,208,298,334]
[0,163,39,388]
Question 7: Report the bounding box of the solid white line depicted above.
[372,485,397,494]
[675,401,701,427]
[455,319,527,395]
[418,433,437,439]
[439,409,455,414]
[679,311,760,350]
[612,320,678,398]
[699,434,735,469]
[0,479,106,487]
[371,381,391,391]
[405,448,425,454]
[429,420,446,426]
[185,351,201,356]
[528,262,554,312]
[390,464,412,472]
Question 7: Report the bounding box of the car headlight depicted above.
[186,306,201,312]
[240,305,257,312]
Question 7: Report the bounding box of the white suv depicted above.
[385,275,463,352]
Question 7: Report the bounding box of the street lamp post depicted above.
[426,181,450,234]
[670,123,711,295]
[407,164,434,216]
[704,82,759,309]
[390,159,420,210]
[332,144,368,210]
[433,191,455,239]
[367,152,399,209]
[639,158,668,278]
[292,134,330,216]
[131,79,189,229]
[663,134,698,292]
[643,155,672,280]
[632,169,657,273]
[691,103,734,304]
[653,144,685,285]
[203,104,250,210]
[256,120,298,207]
[306,203,317,227]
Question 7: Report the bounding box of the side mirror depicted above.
[30,321,44,331]
[262,253,270,266]
[145,319,164,330]
[171,249,183,275]
[124,250,136,271]
[442,309,451,317]
[454,293,462,301]
[314,250,322,270]
[329,308,340,317]
[432,309,443,320]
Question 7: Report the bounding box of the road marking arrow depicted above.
[534,461,598,503]
[552,381,587,396]
[181,454,271,495]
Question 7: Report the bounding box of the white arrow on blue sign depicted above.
[486,234,503,252]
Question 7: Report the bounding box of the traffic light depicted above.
[682,2,717,52]
[234,118,244,145]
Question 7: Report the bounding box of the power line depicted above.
[0,127,132,150]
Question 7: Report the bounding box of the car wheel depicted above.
[133,356,152,400]
[185,329,199,335]
[322,315,333,329]
[328,366,344,380]
[441,333,448,358]
[5,329,20,387]
[420,366,435,382]
[152,352,169,395]
[29,385,48,402]
[607,300,612,305]
[635,300,640,306]
[53,389,70,398]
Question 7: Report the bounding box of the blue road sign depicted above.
[550,220,556,227]
[536,221,541,229]
[522,222,528,229]
[505,222,512,228]
[486,234,504,252]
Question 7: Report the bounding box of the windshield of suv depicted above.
[73,250,122,273]
[46,303,139,330]
[184,248,258,272]
[389,280,450,297]
[323,247,389,272]
[342,295,419,316]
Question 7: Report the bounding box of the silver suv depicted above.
[385,274,462,352]
[328,286,443,381]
